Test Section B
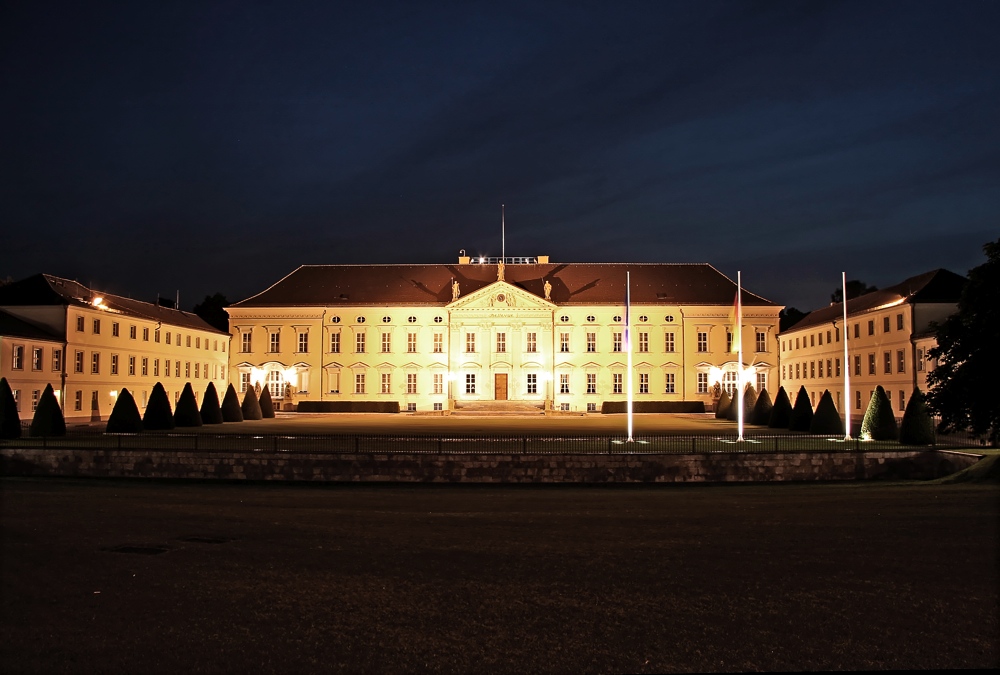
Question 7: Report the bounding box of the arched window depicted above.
[267,370,285,399]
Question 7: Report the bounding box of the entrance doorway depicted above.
[494,373,508,400]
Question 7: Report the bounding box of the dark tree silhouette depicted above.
[106,388,143,433]
[779,307,807,332]
[143,382,175,430]
[30,384,66,437]
[192,293,230,332]
[259,385,276,418]
[860,385,898,441]
[788,386,814,432]
[714,390,731,419]
[809,390,844,435]
[751,388,773,426]
[200,382,223,424]
[241,387,263,420]
[174,383,203,427]
[221,384,243,422]
[831,280,878,304]
[768,387,793,428]
[0,377,22,439]
[899,388,935,446]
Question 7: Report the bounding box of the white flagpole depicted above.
[842,272,851,440]
[626,271,633,442]
[737,271,744,442]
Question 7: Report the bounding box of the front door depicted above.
[494,373,508,400]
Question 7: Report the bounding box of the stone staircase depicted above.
[451,401,545,416]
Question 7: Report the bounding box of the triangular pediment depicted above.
[449,281,555,311]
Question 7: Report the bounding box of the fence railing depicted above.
[0,429,973,455]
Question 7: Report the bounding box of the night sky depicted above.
[3,1,998,312]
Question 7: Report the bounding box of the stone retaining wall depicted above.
[0,447,981,483]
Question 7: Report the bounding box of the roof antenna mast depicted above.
[501,204,505,263]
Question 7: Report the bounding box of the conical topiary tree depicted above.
[861,385,898,441]
[751,388,773,426]
[221,384,243,422]
[715,390,731,419]
[200,382,223,425]
[788,385,814,432]
[0,377,21,439]
[143,382,175,431]
[809,390,844,435]
[726,388,741,421]
[106,388,143,433]
[174,383,203,427]
[29,383,66,437]
[259,385,276,418]
[899,388,935,446]
[768,387,792,429]
[742,385,758,421]
[241,386,263,420]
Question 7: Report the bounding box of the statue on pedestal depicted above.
[543,279,552,301]
[497,260,505,282]
[451,279,461,301]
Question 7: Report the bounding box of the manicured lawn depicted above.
[1,478,996,673]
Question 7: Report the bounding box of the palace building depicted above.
[0,274,229,422]
[777,268,964,421]
[227,255,782,412]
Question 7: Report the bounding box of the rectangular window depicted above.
[639,373,649,394]
[697,332,708,352]
[868,353,876,375]
[154,359,160,377]
[143,327,149,341]
[916,348,924,372]
[433,402,443,411]
[810,335,815,348]
[613,332,622,352]
[756,373,766,392]
[91,352,100,374]
[587,403,597,413]
[406,403,416,412]
[899,391,906,411]
[406,373,417,394]
[76,316,84,331]
[433,373,443,394]
[184,362,190,378]
[868,320,875,336]
[194,362,199,379]
[52,349,62,372]
[381,333,391,353]
[112,322,120,337]
[466,332,475,353]
[356,333,366,353]
[355,373,365,394]
[240,372,251,393]
[664,332,675,352]
[129,356,135,376]
[298,332,309,353]
[883,316,891,333]
[330,333,340,353]
[826,359,832,377]
[31,347,43,371]
[165,332,171,345]
[896,314,904,331]
[697,372,708,394]
[407,333,417,353]
[111,354,119,375]
[186,335,191,348]
[526,332,537,353]
[756,332,766,352]
[664,373,675,393]
[141,358,147,377]
[827,330,832,344]
[269,332,280,353]
[835,327,840,342]
[93,318,100,334]
[638,332,648,353]
[526,374,537,394]
[587,332,596,353]
[154,329,160,343]
[612,373,622,394]
[381,373,391,394]
[810,361,815,379]
[31,389,39,412]
[496,333,506,353]
[897,350,905,373]
[818,332,822,346]
[560,333,569,353]
[433,333,443,353]
[559,373,569,394]
[586,373,597,394]
[835,358,841,377]
[164,360,170,377]
[727,332,733,353]
[175,361,180,378]
[883,351,891,374]
[465,373,476,395]
[74,390,82,411]
[130,325,137,340]
[796,338,800,350]
[854,355,861,376]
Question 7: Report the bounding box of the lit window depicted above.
[381,373,391,394]
[526,332,537,353]
[11,345,23,370]
[665,373,675,393]
[897,350,905,373]
[465,373,476,394]
[111,354,119,375]
[559,374,569,394]
[586,373,597,394]
[560,333,569,353]
[466,333,476,353]
[91,352,100,374]
[868,353,876,375]
[883,351,891,374]
[639,373,649,394]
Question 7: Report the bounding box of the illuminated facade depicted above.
[227,256,782,412]
[778,269,964,421]
[0,275,229,422]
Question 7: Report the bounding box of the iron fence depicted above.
[0,428,954,455]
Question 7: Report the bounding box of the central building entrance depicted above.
[494,373,508,400]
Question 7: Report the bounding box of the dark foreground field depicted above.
[1,479,997,673]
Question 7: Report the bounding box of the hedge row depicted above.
[297,401,400,413]
[601,401,706,414]
[105,383,274,433]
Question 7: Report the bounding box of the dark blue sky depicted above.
[3,1,998,311]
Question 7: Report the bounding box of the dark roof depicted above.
[0,309,62,341]
[783,269,966,333]
[233,263,779,308]
[0,274,228,335]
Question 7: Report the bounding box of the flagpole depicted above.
[737,271,744,442]
[842,272,851,441]
[626,271,633,442]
